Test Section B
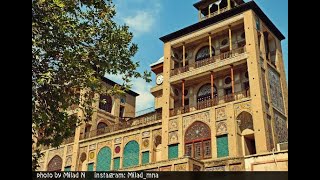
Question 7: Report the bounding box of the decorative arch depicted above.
[236,111,256,156]
[47,155,62,171]
[184,121,211,159]
[78,152,87,171]
[197,83,217,102]
[195,46,215,61]
[99,94,112,113]
[123,140,140,168]
[96,146,112,171]
[236,111,254,133]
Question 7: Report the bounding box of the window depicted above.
[142,151,150,165]
[119,106,125,118]
[184,121,211,160]
[168,144,179,159]
[99,94,112,113]
[197,83,217,102]
[64,166,71,171]
[97,122,108,135]
[120,97,126,104]
[221,39,228,46]
[113,158,120,170]
[87,163,94,171]
[224,76,232,85]
[217,135,229,158]
[96,147,111,171]
[204,140,211,158]
[185,144,192,157]
[195,46,215,61]
[194,142,202,159]
[256,16,261,31]
[123,141,140,168]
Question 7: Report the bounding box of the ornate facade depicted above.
[36,0,288,172]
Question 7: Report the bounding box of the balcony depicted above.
[80,110,162,140]
[169,90,250,117]
[170,46,246,77]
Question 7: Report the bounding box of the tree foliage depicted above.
[32,0,151,170]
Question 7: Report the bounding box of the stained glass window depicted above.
[185,144,192,157]
[184,121,211,160]
[96,146,111,171]
[123,141,140,168]
[195,46,215,61]
[142,151,150,165]
[113,158,120,170]
[87,163,94,171]
[168,144,178,159]
[194,142,202,159]
[197,84,217,102]
[185,121,211,142]
[204,140,211,158]
[217,135,229,158]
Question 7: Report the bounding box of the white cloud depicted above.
[130,78,154,112]
[114,0,162,36]
[105,74,154,113]
[123,11,155,35]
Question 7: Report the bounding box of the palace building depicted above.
[36,0,288,171]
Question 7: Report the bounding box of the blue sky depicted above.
[106,0,288,113]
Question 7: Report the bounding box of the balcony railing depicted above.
[80,110,162,140]
[201,7,229,20]
[169,90,250,117]
[171,46,246,76]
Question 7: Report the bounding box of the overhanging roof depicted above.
[101,76,139,97]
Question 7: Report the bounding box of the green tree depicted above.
[32,0,150,170]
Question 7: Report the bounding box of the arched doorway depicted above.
[96,146,112,171]
[237,111,256,156]
[47,155,62,171]
[153,135,162,162]
[184,121,212,160]
[123,140,140,168]
[99,94,112,113]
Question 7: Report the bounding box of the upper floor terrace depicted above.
[169,22,246,82]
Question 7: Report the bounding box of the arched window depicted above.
[195,46,215,61]
[97,122,108,135]
[99,94,112,113]
[197,83,217,102]
[123,140,139,168]
[47,155,62,171]
[96,147,112,171]
[185,121,211,160]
